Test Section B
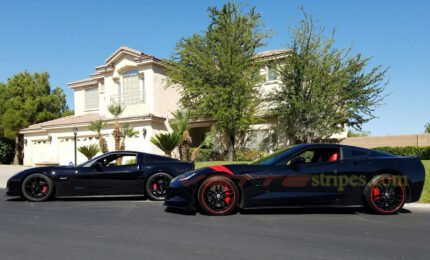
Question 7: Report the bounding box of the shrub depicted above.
[78,144,100,160]
[235,149,267,161]
[190,148,221,161]
[0,138,15,164]
[373,146,430,160]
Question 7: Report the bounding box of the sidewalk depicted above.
[0,165,29,188]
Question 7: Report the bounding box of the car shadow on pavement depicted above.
[4,196,149,202]
[165,206,412,216]
[165,207,197,215]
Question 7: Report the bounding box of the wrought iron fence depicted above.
[110,92,145,105]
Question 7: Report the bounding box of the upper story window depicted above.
[267,65,278,81]
[85,86,99,110]
[111,69,145,105]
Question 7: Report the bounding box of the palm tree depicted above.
[150,132,181,157]
[108,102,126,151]
[120,123,139,150]
[88,120,108,153]
[170,109,190,134]
[78,144,100,160]
[171,109,192,160]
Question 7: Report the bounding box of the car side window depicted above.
[342,148,368,159]
[287,148,340,166]
[95,154,137,167]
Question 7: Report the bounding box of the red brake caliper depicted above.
[224,186,231,204]
[372,187,380,201]
[152,183,157,191]
[42,185,48,193]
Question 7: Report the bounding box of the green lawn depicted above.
[195,161,251,169]
[195,160,430,203]
[420,160,430,203]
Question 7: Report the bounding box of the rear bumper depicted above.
[409,181,425,203]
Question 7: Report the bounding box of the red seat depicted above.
[328,153,338,162]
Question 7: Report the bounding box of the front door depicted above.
[70,153,142,196]
[270,147,341,206]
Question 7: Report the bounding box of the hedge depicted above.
[0,138,15,164]
[373,146,430,160]
[190,148,267,162]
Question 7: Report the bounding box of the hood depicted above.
[205,163,268,175]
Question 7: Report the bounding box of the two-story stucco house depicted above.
[20,46,180,166]
[20,46,347,166]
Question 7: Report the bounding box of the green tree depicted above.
[78,144,100,160]
[88,120,109,153]
[150,133,181,157]
[107,102,125,151]
[166,1,267,161]
[347,130,370,137]
[120,123,139,150]
[425,123,430,134]
[0,72,71,164]
[270,9,387,143]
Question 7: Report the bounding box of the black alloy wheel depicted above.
[21,174,54,202]
[146,172,173,201]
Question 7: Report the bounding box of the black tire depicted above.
[21,173,54,202]
[197,176,239,216]
[363,174,406,215]
[145,172,173,201]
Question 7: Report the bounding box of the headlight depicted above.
[181,171,198,180]
[173,170,199,182]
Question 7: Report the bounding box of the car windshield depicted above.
[76,153,106,167]
[252,145,301,165]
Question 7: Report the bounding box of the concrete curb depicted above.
[405,203,430,208]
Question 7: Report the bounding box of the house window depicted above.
[85,86,99,110]
[111,69,145,105]
[267,65,278,81]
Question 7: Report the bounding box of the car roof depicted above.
[294,143,371,151]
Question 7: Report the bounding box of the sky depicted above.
[0,0,429,136]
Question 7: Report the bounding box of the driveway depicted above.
[0,165,29,188]
[0,191,429,259]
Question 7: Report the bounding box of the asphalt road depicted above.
[1,189,429,260]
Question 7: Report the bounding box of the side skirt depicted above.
[56,194,147,199]
[241,204,364,210]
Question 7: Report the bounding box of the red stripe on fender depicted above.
[209,165,234,175]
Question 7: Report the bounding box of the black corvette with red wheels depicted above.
[165,144,425,216]
[6,151,193,202]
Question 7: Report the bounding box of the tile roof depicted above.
[254,49,292,59]
[23,113,106,130]
[21,113,167,133]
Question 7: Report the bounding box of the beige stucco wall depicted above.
[152,66,181,118]
[22,120,170,166]
[341,134,430,148]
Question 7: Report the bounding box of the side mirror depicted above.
[289,156,306,169]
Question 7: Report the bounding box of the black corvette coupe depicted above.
[165,144,425,216]
[6,151,194,202]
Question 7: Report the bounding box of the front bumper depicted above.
[164,178,197,211]
[5,179,21,197]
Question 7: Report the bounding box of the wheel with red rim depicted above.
[197,176,239,216]
[364,175,406,215]
[146,172,173,201]
[21,173,54,202]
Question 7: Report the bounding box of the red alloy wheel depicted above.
[198,177,238,216]
[368,176,405,214]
